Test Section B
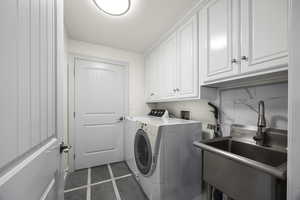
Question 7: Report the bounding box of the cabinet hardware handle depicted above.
[173,89,177,92]
[231,58,239,64]
[241,56,248,61]
[176,88,180,92]
[150,93,155,96]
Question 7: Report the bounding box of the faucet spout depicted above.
[254,101,267,145]
[257,100,266,128]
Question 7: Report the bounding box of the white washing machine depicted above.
[124,110,169,175]
[124,116,141,175]
[133,110,203,200]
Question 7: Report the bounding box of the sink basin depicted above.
[193,136,287,200]
[206,138,287,169]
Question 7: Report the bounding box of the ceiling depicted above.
[64,0,200,53]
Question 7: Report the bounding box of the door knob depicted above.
[60,142,72,154]
[119,116,125,121]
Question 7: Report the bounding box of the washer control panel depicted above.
[148,109,169,118]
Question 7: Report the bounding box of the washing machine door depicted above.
[134,129,152,175]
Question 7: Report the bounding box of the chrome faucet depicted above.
[253,100,267,145]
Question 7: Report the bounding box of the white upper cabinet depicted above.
[144,15,209,102]
[145,0,288,99]
[240,0,288,73]
[199,0,240,82]
[200,0,288,84]
[159,33,177,100]
[177,16,199,98]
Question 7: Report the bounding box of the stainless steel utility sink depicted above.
[193,125,287,200]
[198,137,287,178]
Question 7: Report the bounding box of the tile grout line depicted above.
[87,168,91,200]
[114,174,132,180]
[64,163,132,198]
[64,185,88,193]
[64,174,131,193]
[108,164,122,200]
[90,179,112,186]
[64,173,129,193]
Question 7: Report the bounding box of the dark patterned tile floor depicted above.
[64,162,148,200]
[64,168,88,190]
[91,165,110,184]
[110,162,131,178]
[116,176,148,200]
[65,188,87,200]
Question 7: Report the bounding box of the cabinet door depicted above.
[177,15,199,98]
[240,0,288,73]
[159,33,177,99]
[145,55,152,101]
[145,50,160,102]
[199,0,239,82]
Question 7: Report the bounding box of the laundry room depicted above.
[1,0,300,200]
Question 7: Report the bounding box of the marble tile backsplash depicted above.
[220,82,288,136]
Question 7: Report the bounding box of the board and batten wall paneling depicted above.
[30,0,42,146]
[0,0,19,169]
[0,0,56,170]
[18,0,32,154]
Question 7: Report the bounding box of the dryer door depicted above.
[134,129,152,175]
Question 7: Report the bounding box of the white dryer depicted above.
[134,112,203,200]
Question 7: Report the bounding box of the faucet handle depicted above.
[253,135,263,141]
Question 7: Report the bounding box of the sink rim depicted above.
[193,137,287,180]
[205,136,287,153]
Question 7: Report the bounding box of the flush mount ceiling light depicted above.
[93,0,131,16]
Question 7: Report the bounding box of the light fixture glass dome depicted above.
[93,0,131,16]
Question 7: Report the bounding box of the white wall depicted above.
[67,39,147,116]
[153,100,215,123]
[151,100,216,137]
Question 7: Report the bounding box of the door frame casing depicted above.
[68,53,129,172]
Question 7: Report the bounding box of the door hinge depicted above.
[73,112,76,118]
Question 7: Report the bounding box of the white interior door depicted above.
[74,58,127,170]
[0,0,64,199]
